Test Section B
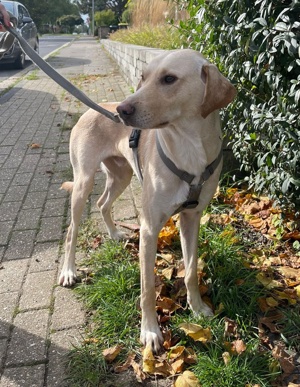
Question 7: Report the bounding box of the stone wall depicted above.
[101,39,165,90]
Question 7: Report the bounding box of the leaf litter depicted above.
[79,187,300,386]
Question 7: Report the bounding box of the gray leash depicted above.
[5,24,121,123]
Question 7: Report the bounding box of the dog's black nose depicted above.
[116,102,135,116]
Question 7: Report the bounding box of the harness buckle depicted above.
[129,129,141,149]
[182,200,199,209]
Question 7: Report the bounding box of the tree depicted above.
[57,14,83,33]
[94,9,117,26]
[75,0,127,21]
[22,0,81,29]
[21,0,49,29]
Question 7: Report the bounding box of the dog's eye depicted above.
[163,75,177,84]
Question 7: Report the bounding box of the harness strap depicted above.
[156,132,195,185]
[129,129,143,183]
[4,24,121,123]
[130,129,222,213]
[174,145,223,214]
[155,131,223,214]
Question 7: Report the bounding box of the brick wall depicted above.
[101,39,165,89]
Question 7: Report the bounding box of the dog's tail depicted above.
[60,181,74,193]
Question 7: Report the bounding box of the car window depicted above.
[2,2,14,14]
[21,5,30,18]
[17,4,24,24]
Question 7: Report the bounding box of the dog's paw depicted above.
[193,302,214,317]
[59,269,77,287]
[140,327,164,353]
[110,229,129,241]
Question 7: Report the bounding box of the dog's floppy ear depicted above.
[200,64,237,119]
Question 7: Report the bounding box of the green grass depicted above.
[109,23,186,49]
[26,70,39,80]
[198,224,264,325]
[278,304,300,351]
[66,240,141,385]
[66,217,292,386]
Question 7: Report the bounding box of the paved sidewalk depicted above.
[0,37,140,386]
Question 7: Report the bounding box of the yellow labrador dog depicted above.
[59,49,236,352]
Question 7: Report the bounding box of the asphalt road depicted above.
[0,35,75,80]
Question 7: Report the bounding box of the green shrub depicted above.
[173,0,300,210]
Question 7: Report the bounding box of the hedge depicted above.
[173,0,300,210]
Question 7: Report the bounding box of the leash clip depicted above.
[129,129,141,149]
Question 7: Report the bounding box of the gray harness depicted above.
[129,129,223,214]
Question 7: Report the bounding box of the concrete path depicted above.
[0,37,140,386]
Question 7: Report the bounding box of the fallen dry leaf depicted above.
[222,351,231,365]
[156,297,182,314]
[175,370,201,387]
[265,297,279,308]
[169,346,185,360]
[233,339,246,354]
[184,347,197,365]
[142,345,156,374]
[256,272,282,289]
[131,358,146,382]
[223,339,246,355]
[158,217,179,249]
[171,357,185,373]
[272,345,295,376]
[29,143,41,149]
[161,266,175,280]
[224,317,238,338]
[114,352,135,373]
[102,345,122,362]
[277,266,300,279]
[178,323,212,343]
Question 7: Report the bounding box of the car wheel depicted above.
[14,51,25,69]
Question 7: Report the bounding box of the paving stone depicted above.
[51,287,85,331]
[1,364,45,387]
[22,191,47,209]
[0,292,19,338]
[0,37,136,386]
[0,221,14,245]
[6,309,49,365]
[0,260,29,293]
[47,328,83,387]
[14,208,42,230]
[0,338,8,364]
[4,230,36,260]
[43,198,67,217]
[2,185,27,202]
[0,202,23,222]
[114,197,137,221]
[36,216,64,242]
[19,270,56,310]
[29,242,60,273]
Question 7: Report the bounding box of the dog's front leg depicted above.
[180,210,213,317]
[139,223,163,352]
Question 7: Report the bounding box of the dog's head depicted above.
[117,49,236,128]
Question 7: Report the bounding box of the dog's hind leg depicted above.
[180,210,213,316]
[97,157,133,240]
[59,173,95,286]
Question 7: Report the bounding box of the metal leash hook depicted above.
[0,17,121,123]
